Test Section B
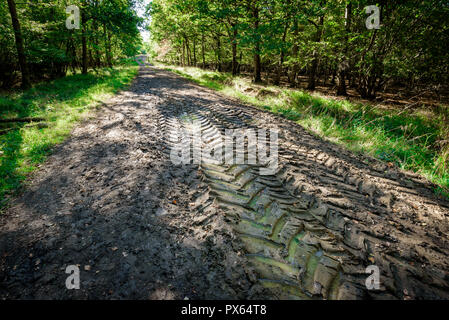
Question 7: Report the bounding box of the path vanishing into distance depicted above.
[1,63,449,300]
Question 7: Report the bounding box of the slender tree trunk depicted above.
[321,59,327,85]
[216,35,222,72]
[92,19,101,67]
[201,32,206,68]
[184,36,189,66]
[68,36,78,73]
[337,3,352,96]
[349,73,354,87]
[238,51,242,73]
[358,29,378,98]
[289,20,299,87]
[65,36,72,73]
[307,15,324,90]
[231,26,238,76]
[252,3,262,83]
[104,24,112,67]
[89,49,95,71]
[307,55,318,90]
[81,10,88,74]
[186,37,191,66]
[182,40,185,67]
[193,37,197,66]
[7,0,30,89]
[232,40,237,75]
[274,22,289,85]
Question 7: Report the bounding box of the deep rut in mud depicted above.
[1,66,449,299]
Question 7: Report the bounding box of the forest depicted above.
[1,0,143,89]
[149,0,449,99]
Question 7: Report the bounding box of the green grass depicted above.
[156,62,449,199]
[0,63,139,209]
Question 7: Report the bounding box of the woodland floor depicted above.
[1,64,449,299]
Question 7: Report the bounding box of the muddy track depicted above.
[1,66,449,299]
[155,66,449,300]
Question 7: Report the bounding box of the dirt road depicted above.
[1,66,449,299]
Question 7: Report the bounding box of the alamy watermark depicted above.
[66,5,80,30]
[65,265,80,289]
[365,265,380,290]
[365,5,381,30]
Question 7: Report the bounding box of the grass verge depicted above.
[155,62,449,199]
[0,63,139,209]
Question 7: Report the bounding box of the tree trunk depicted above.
[231,26,238,76]
[0,117,45,123]
[92,19,101,68]
[184,36,191,66]
[337,3,352,96]
[104,24,112,67]
[331,68,336,85]
[307,15,324,90]
[357,29,379,99]
[252,3,262,83]
[201,32,206,68]
[182,40,185,67]
[307,59,318,90]
[81,10,88,74]
[7,0,30,89]
[216,35,222,72]
[337,67,347,95]
[238,51,242,73]
[193,37,197,66]
[289,20,299,87]
[274,22,289,85]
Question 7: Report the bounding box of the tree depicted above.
[6,0,30,89]
[336,2,351,96]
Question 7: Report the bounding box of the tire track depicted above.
[134,65,449,302]
[159,105,366,299]
[152,65,449,300]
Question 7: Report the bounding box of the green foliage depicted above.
[149,0,449,96]
[1,0,143,87]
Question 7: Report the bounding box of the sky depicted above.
[137,0,151,42]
